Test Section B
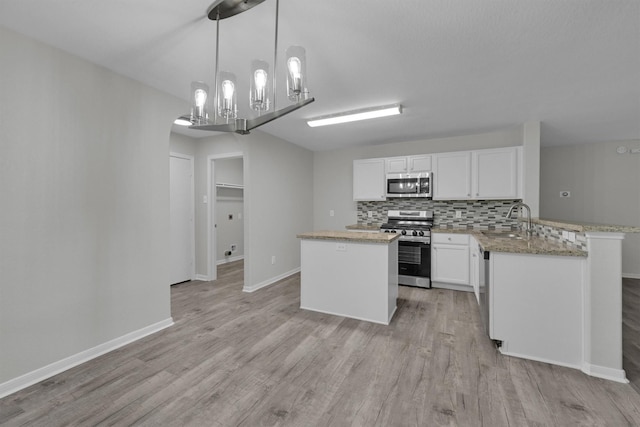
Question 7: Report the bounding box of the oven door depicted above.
[398,240,431,288]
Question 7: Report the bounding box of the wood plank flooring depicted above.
[2,261,640,426]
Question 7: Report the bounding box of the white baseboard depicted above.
[582,363,629,383]
[431,282,474,293]
[216,255,244,265]
[243,267,300,293]
[0,318,174,399]
[498,347,582,372]
[194,274,211,281]
[299,304,393,325]
[623,273,640,280]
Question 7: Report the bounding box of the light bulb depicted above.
[287,57,301,78]
[287,57,302,98]
[193,88,208,121]
[194,89,207,108]
[254,69,267,103]
[221,80,235,112]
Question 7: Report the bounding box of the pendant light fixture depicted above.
[185,0,314,135]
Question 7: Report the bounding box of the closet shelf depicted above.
[215,182,244,190]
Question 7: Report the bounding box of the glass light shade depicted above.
[190,81,210,125]
[217,71,238,120]
[249,60,270,112]
[285,46,308,102]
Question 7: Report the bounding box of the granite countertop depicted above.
[297,230,400,244]
[431,228,588,257]
[533,218,640,233]
[471,231,587,257]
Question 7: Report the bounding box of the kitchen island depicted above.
[296,230,399,325]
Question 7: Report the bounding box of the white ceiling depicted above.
[0,0,638,151]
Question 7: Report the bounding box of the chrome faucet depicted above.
[506,202,534,236]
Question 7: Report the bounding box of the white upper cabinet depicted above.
[433,151,472,199]
[385,155,432,173]
[434,147,520,200]
[353,158,386,201]
[472,147,518,199]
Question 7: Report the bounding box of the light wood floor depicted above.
[3,261,640,426]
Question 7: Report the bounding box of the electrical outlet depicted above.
[560,191,571,198]
[271,255,276,265]
[567,232,576,243]
[231,244,237,252]
[367,211,373,218]
[455,210,462,219]
[336,243,347,251]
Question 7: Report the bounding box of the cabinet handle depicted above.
[448,237,452,241]
[467,193,471,197]
[476,193,479,196]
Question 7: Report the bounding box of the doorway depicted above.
[207,153,244,281]
[169,153,195,285]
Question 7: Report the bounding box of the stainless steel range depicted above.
[381,210,433,288]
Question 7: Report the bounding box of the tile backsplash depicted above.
[357,199,588,251]
[357,199,522,230]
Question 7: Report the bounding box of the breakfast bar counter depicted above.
[297,231,399,325]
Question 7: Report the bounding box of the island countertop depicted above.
[297,230,400,244]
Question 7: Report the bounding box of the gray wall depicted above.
[540,140,640,277]
[170,132,197,157]
[313,128,524,230]
[191,131,313,288]
[0,27,182,384]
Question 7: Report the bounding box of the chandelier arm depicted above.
[244,97,315,131]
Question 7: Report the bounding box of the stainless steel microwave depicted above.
[386,172,433,198]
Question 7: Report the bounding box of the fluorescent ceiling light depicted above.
[307,104,402,128]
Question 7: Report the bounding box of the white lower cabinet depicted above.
[431,233,471,291]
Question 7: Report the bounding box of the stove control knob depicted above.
[418,231,424,236]
[384,229,389,233]
[412,231,418,236]
[391,230,397,234]
[401,230,407,235]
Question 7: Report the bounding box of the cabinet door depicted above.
[469,238,480,303]
[408,155,432,172]
[473,148,518,199]
[432,244,470,285]
[433,152,472,200]
[385,157,408,173]
[353,159,386,201]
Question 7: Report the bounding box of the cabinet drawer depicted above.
[432,233,469,245]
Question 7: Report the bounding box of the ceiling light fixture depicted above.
[307,104,402,128]
[184,0,314,135]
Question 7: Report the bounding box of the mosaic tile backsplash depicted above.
[357,199,588,251]
[357,199,522,230]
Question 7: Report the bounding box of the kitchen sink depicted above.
[481,231,527,240]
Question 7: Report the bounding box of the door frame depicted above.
[206,152,244,281]
[169,152,196,283]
